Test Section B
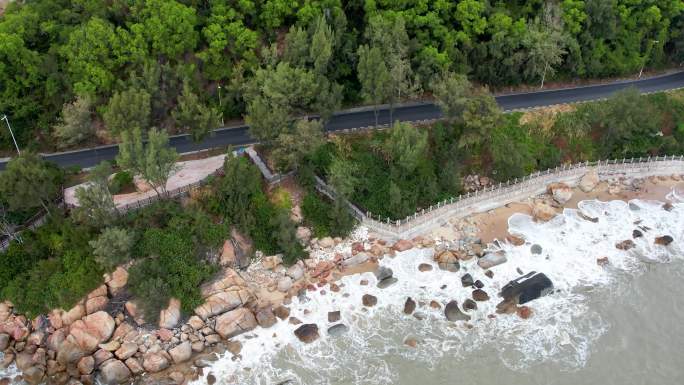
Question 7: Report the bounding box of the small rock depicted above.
[429,301,441,309]
[484,270,494,279]
[517,306,533,319]
[207,374,216,385]
[294,324,319,344]
[377,277,398,289]
[404,337,417,348]
[226,340,242,356]
[274,306,290,320]
[579,169,599,192]
[288,317,302,325]
[547,182,572,205]
[655,235,674,246]
[286,264,305,280]
[318,237,335,249]
[142,352,169,373]
[77,356,94,375]
[597,257,609,266]
[374,266,393,282]
[328,311,341,323]
[418,263,433,272]
[444,301,470,322]
[100,359,132,384]
[663,202,674,211]
[532,201,557,222]
[362,294,377,307]
[462,299,477,311]
[392,239,414,252]
[461,273,474,287]
[277,277,293,293]
[530,244,542,255]
[327,324,349,337]
[478,252,507,269]
[472,289,490,302]
[616,240,636,250]
[474,280,484,289]
[632,229,643,238]
[403,298,416,315]
[255,307,277,328]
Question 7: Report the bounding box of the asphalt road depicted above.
[3,71,684,170]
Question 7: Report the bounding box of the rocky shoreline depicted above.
[1,170,682,385]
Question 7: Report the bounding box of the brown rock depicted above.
[61,304,86,327]
[392,239,414,252]
[616,240,636,250]
[418,263,433,272]
[187,316,205,330]
[273,306,290,320]
[226,340,242,356]
[579,169,599,192]
[517,306,533,319]
[194,290,249,320]
[77,356,94,375]
[207,373,217,385]
[597,257,609,266]
[293,324,319,344]
[124,357,144,375]
[255,307,277,328]
[362,294,377,307]
[22,366,45,385]
[403,297,416,315]
[85,296,109,315]
[472,289,490,302]
[142,352,169,373]
[532,201,557,222]
[506,235,525,246]
[93,349,113,366]
[114,343,137,360]
[100,359,132,384]
[655,235,674,246]
[56,340,85,366]
[158,298,181,330]
[168,341,192,364]
[214,308,257,339]
[105,267,128,297]
[462,299,477,311]
[404,337,418,348]
[328,311,341,323]
[288,317,302,325]
[429,300,441,309]
[547,182,572,205]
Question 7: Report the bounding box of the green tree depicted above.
[53,95,94,148]
[271,119,325,172]
[431,72,472,124]
[384,121,429,175]
[103,88,151,137]
[132,0,199,58]
[459,88,505,154]
[270,210,304,264]
[357,45,391,127]
[0,153,61,212]
[522,20,567,88]
[117,127,179,197]
[72,162,117,228]
[89,227,135,272]
[173,82,221,142]
[327,156,358,198]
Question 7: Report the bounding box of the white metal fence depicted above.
[317,155,684,240]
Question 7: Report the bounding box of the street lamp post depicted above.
[1,114,20,155]
[639,40,659,79]
[217,85,224,126]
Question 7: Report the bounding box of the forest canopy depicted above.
[1,0,684,152]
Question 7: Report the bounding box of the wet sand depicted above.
[458,178,683,245]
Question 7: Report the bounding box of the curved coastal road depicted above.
[3,71,684,170]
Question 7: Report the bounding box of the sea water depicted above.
[196,189,684,385]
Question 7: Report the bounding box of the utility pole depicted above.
[1,114,20,155]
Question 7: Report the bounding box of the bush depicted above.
[108,171,134,194]
[89,227,135,272]
[128,227,217,322]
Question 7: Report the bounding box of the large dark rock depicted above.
[294,324,319,344]
[472,289,490,302]
[374,266,393,282]
[377,277,398,289]
[462,299,477,311]
[444,301,470,322]
[499,272,554,305]
[530,244,542,255]
[632,229,643,239]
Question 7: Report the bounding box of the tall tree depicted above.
[522,19,567,88]
[89,227,135,272]
[173,82,221,142]
[72,161,117,228]
[103,88,151,137]
[384,121,429,175]
[357,45,391,127]
[431,72,472,124]
[116,127,179,197]
[53,95,95,148]
[459,88,505,153]
[0,153,61,213]
[271,119,325,172]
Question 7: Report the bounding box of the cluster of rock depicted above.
[462,175,493,192]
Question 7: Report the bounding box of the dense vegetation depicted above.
[308,87,684,220]
[2,0,684,152]
[0,150,314,318]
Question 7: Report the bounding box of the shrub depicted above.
[89,227,136,272]
[108,171,134,194]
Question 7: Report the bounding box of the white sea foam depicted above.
[191,193,683,385]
